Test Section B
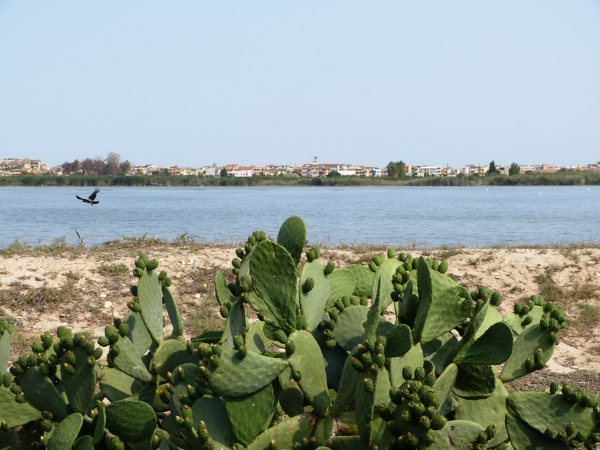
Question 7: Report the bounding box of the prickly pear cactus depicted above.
[0,218,597,450]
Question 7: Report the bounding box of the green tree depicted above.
[327,170,341,177]
[119,160,131,174]
[220,168,228,177]
[487,160,499,175]
[386,161,406,179]
[509,162,520,176]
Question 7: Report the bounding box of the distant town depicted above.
[1,155,600,178]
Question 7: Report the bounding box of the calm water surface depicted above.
[0,186,599,248]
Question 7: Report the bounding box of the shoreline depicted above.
[2,171,600,187]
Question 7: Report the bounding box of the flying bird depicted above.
[76,188,100,205]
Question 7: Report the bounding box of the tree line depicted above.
[61,152,131,176]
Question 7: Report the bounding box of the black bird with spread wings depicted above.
[76,188,100,205]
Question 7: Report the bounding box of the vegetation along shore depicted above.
[2,170,600,187]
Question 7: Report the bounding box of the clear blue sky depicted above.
[1,1,599,169]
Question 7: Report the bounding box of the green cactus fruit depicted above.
[368,262,377,272]
[56,326,71,339]
[419,415,431,430]
[104,326,120,345]
[306,249,316,262]
[522,315,533,326]
[351,357,364,372]
[232,258,241,269]
[387,248,396,259]
[98,336,110,347]
[425,258,433,268]
[414,367,425,381]
[274,330,288,343]
[9,384,22,395]
[311,246,321,259]
[525,357,535,372]
[127,301,141,313]
[133,268,143,278]
[285,340,296,356]
[490,291,503,306]
[373,254,385,266]
[118,323,129,337]
[540,314,550,330]
[31,342,45,354]
[292,369,302,382]
[65,351,76,365]
[239,276,251,293]
[549,381,559,394]
[326,309,338,323]
[566,422,575,436]
[402,366,414,380]
[325,338,336,349]
[233,335,244,349]
[89,348,102,361]
[362,377,374,393]
[2,373,11,387]
[324,262,335,275]
[238,346,248,358]
[513,303,522,315]
[549,318,560,333]
[145,259,158,270]
[301,277,314,293]
[432,260,439,271]
[430,414,446,431]
[220,305,229,318]
[234,248,245,260]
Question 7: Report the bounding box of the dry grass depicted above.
[96,263,129,278]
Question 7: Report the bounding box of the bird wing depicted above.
[76,195,85,201]
[88,188,100,201]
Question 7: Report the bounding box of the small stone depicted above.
[112,311,120,318]
[103,301,112,309]
[202,284,208,289]
[27,268,35,272]
[99,293,107,298]
[35,277,45,282]
[194,294,201,299]
[59,314,67,318]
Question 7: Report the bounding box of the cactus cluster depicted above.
[0,216,598,449]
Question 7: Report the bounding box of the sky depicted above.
[1,1,599,169]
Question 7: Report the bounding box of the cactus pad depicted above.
[327,268,356,308]
[345,264,374,298]
[300,260,331,331]
[105,399,157,444]
[277,216,306,267]
[225,384,275,445]
[209,349,287,397]
[500,324,556,383]
[137,267,164,344]
[288,330,331,417]
[47,412,83,450]
[250,240,298,334]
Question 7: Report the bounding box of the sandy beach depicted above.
[1,240,599,394]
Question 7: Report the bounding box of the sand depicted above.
[0,243,599,376]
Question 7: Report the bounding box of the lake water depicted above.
[1,186,599,248]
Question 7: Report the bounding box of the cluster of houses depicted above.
[2,157,600,178]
